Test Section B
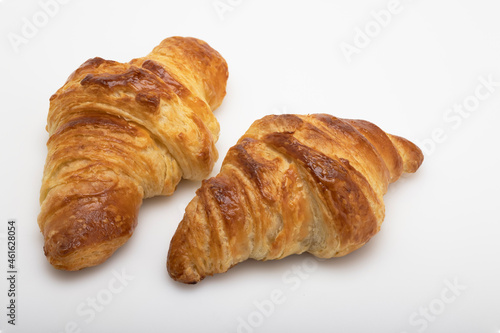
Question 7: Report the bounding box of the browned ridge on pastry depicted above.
[39,37,228,270]
[167,114,423,284]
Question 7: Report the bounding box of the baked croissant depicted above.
[167,113,423,283]
[39,37,228,270]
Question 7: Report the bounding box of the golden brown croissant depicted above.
[39,37,228,270]
[167,113,423,283]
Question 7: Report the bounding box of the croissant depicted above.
[38,37,228,270]
[167,113,423,283]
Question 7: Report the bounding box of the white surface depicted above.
[1,0,499,332]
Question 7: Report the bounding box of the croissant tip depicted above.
[43,233,131,271]
[167,253,205,285]
[404,142,424,174]
[167,267,203,284]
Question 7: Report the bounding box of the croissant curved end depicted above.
[166,250,203,284]
[387,134,424,174]
[45,235,131,271]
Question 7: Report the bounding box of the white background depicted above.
[1,0,499,332]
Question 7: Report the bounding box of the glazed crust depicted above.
[167,114,423,283]
[39,37,228,270]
